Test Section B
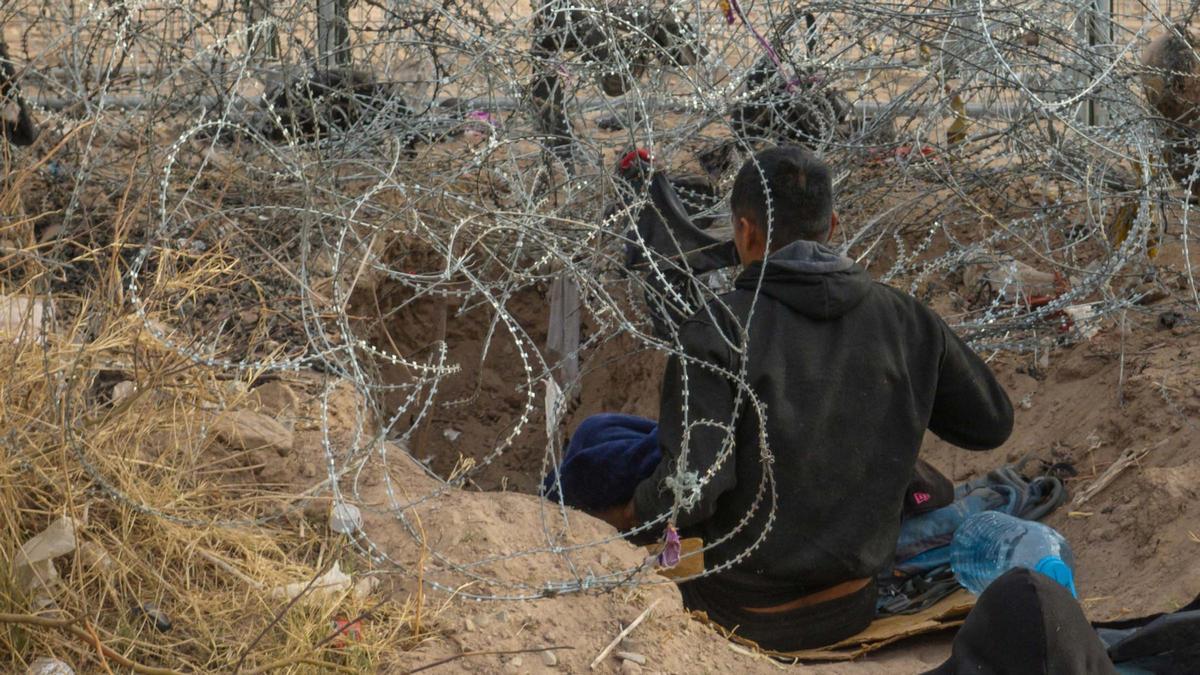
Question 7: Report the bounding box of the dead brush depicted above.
[0,140,439,673]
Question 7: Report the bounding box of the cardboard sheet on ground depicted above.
[686,579,973,661]
[649,539,974,661]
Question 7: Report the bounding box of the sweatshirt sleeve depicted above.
[927,317,1014,450]
[633,316,740,531]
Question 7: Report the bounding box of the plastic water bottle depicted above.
[950,511,1078,598]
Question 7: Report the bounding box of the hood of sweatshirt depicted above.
[734,239,872,320]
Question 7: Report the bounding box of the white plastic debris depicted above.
[329,503,363,535]
[963,255,1059,304]
[1064,304,1102,340]
[27,658,75,675]
[13,517,78,608]
[270,561,352,601]
[442,428,462,443]
[544,377,563,434]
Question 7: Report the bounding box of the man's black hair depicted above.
[730,146,834,248]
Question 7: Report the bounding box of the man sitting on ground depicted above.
[579,146,1014,650]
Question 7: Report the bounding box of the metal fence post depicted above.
[317,0,352,69]
[547,275,581,386]
[1078,0,1115,126]
[243,0,279,60]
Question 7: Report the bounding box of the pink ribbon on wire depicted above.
[656,525,682,568]
[466,110,497,126]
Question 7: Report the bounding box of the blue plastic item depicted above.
[950,511,1078,598]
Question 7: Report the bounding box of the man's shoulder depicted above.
[868,281,943,317]
[686,287,753,330]
[671,291,746,356]
[864,282,954,349]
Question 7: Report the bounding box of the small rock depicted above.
[301,461,317,478]
[329,503,363,534]
[1157,310,1183,330]
[619,660,642,675]
[597,110,642,131]
[463,617,477,632]
[132,601,172,632]
[111,381,136,406]
[212,409,294,456]
[616,651,647,665]
[618,637,642,652]
[443,428,462,443]
[510,656,523,667]
[238,309,259,325]
[27,658,74,675]
[38,224,65,243]
[540,650,558,667]
[253,381,301,418]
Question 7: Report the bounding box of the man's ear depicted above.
[740,215,763,246]
[828,212,839,241]
[733,214,749,240]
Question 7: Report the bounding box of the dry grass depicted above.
[0,139,435,674]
